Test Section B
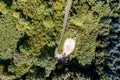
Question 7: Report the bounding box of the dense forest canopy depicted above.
[0,0,120,80]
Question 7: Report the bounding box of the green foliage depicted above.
[8,55,34,78]
[0,1,9,14]
[52,71,90,80]
[0,14,21,59]
[0,65,4,75]
[25,66,46,80]
[65,1,110,66]
[11,0,65,56]
[35,56,57,77]
[0,0,119,79]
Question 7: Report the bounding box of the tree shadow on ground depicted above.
[47,57,100,80]
[1,0,12,7]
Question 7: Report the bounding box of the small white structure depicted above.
[55,38,75,60]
